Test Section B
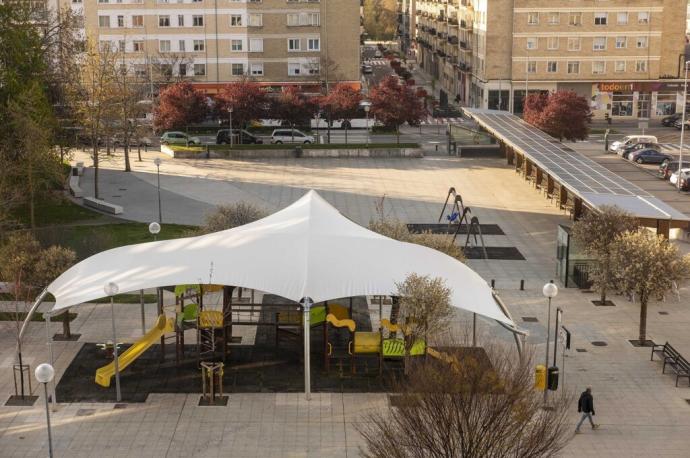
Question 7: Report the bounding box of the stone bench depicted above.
[83,197,123,215]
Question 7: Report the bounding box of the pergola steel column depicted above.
[301,297,313,400]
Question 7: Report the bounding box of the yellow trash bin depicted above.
[534,364,546,391]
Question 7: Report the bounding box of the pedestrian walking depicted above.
[575,387,599,433]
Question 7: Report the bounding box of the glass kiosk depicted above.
[556,225,598,288]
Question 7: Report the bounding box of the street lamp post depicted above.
[678,60,689,192]
[360,101,372,148]
[153,157,162,224]
[104,282,121,402]
[228,107,234,148]
[35,364,55,458]
[542,281,558,403]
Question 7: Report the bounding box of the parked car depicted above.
[673,118,690,130]
[628,148,672,164]
[216,129,263,145]
[658,161,681,179]
[270,129,314,144]
[669,168,690,188]
[111,134,152,148]
[160,131,201,146]
[361,64,373,74]
[619,142,660,159]
[610,135,658,153]
[661,113,683,127]
[374,49,383,58]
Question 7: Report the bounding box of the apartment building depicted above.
[414,0,688,120]
[56,0,361,94]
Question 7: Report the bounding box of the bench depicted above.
[651,342,690,387]
[83,197,123,215]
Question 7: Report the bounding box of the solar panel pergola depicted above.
[465,109,689,237]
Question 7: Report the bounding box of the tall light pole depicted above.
[153,157,162,223]
[525,48,530,106]
[228,107,234,147]
[679,60,689,192]
[35,364,55,458]
[542,281,558,403]
[360,100,372,148]
[104,282,121,402]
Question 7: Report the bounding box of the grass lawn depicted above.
[12,196,103,227]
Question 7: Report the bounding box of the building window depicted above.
[158,15,170,27]
[249,38,263,52]
[612,92,633,116]
[657,92,677,116]
[118,40,125,52]
[179,40,185,52]
[308,63,319,75]
[193,15,203,26]
[567,61,580,74]
[133,40,144,52]
[249,13,262,27]
[615,60,626,73]
[547,61,557,73]
[617,12,628,24]
[288,38,300,51]
[567,37,581,51]
[594,12,607,26]
[527,12,539,25]
[547,37,559,50]
[98,16,110,28]
[593,37,606,51]
[230,14,243,26]
[288,63,301,75]
[231,63,244,76]
[527,61,536,73]
[178,15,184,27]
[547,12,559,25]
[615,37,627,49]
[179,63,187,77]
[569,12,582,26]
[526,37,537,50]
[132,15,143,27]
[307,38,320,51]
[250,63,264,76]
[193,40,204,51]
[592,61,606,74]
[159,40,171,52]
[231,39,243,51]
[638,12,650,24]
[636,36,648,48]
[117,15,124,27]
[194,63,206,76]
[287,12,320,26]
[636,60,647,72]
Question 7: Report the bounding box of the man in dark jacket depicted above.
[576,387,599,433]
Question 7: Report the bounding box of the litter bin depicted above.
[294,145,303,158]
[534,364,546,391]
[547,366,559,390]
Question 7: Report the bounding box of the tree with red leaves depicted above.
[318,83,362,143]
[369,76,425,142]
[271,86,317,137]
[153,82,208,132]
[524,90,592,141]
[215,79,267,129]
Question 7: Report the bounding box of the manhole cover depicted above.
[576,348,587,353]
[118,188,127,191]
[113,403,127,409]
[522,317,538,323]
[659,311,669,315]
[111,195,121,198]
[76,409,95,417]
[591,341,608,347]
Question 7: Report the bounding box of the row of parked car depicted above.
[159,129,316,146]
[661,112,690,130]
[609,135,672,164]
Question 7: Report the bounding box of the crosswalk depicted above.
[658,143,690,155]
[363,59,388,66]
[419,116,465,125]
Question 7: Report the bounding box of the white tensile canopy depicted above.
[47,190,513,326]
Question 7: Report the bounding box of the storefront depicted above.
[590,81,686,120]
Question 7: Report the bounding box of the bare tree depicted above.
[356,345,573,458]
[33,245,76,338]
[572,206,639,305]
[609,230,690,344]
[199,202,267,234]
[151,52,195,86]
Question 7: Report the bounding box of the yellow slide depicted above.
[95,315,174,388]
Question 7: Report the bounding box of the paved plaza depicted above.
[1,151,690,457]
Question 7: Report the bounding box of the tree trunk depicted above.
[137,144,142,162]
[60,311,71,338]
[599,260,608,304]
[124,143,131,172]
[638,293,648,342]
[93,142,99,199]
[28,159,35,230]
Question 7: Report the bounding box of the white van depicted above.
[609,135,658,153]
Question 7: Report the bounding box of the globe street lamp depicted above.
[228,107,234,148]
[148,221,161,241]
[542,281,558,403]
[104,282,121,402]
[35,363,55,458]
[153,157,162,223]
[360,100,372,148]
[679,60,689,192]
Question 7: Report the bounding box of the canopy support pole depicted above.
[139,289,146,335]
[44,313,57,410]
[472,313,477,347]
[301,297,312,401]
[492,292,528,357]
[110,296,122,402]
[16,289,49,399]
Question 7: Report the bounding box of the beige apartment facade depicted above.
[413,0,688,119]
[57,0,361,94]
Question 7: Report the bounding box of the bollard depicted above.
[520,279,525,291]
[491,279,495,289]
